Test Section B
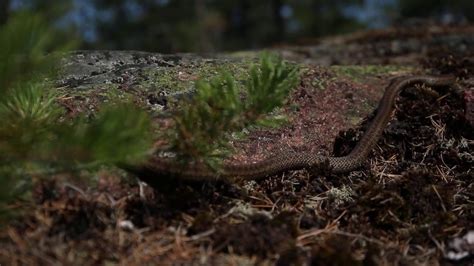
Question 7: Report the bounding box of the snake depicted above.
[122,75,458,184]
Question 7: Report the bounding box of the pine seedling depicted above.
[169,53,300,169]
[0,12,70,93]
[0,12,71,160]
[171,73,241,168]
[0,83,63,159]
[0,13,154,168]
[244,52,300,118]
[60,104,153,165]
[0,13,153,221]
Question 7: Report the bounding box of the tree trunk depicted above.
[195,0,212,53]
[272,0,284,43]
[0,0,10,25]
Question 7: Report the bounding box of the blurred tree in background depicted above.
[1,0,73,24]
[87,0,364,52]
[397,0,474,22]
[3,0,473,52]
[0,0,9,25]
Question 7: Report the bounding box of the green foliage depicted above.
[60,104,153,165]
[0,83,61,124]
[0,83,62,159]
[170,53,299,167]
[0,12,71,92]
[171,73,241,164]
[0,13,71,161]
[0,88,152,166]
[0,13,153,164]
[0,13,153,221]
[245,54,300,117]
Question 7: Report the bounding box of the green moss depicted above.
[231,113,290,142]
[139,60,251,94]
[56,84,138,118]
[197,60,251,84]
[345,99,377,126]
[139,67,189,93]
[331,65,414,81]
[99,86,134,104]
[227,50,260,59]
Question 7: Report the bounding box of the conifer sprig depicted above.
[170,53,300,167]
[245,53,300,117]
[0,12,70,93]
[0,13,153,219]
[0,13,153,168]
[59,104,153,165]
[172,73,241,162]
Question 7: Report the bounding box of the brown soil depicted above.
[1,32,473,265]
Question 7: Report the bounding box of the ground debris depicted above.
[1,29,473,264]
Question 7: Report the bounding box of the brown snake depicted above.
[123,75,458,183]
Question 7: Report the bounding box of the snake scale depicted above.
[123,75,458,183]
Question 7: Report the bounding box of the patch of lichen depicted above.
[93,85,134,104]
[344,100,376,126]
[227,50,261,59]
[139,60,252,94]
[231,112,290,141]
[331,65,414,81]
[56,84,137,117]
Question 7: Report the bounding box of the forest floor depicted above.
[0,25,473,265]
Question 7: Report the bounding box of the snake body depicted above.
[124,75,457,183]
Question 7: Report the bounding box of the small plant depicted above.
[168,53,299,168]
[0,12,300,220]
[0,13,153,220]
